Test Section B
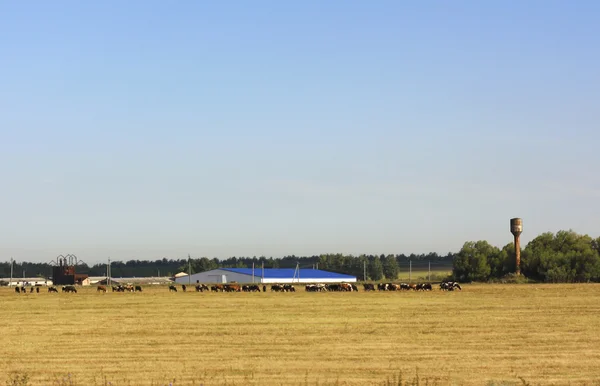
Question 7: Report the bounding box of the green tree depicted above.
[452,241,497,281]
[382,254,399,280]
[368,255,384,281]
[522,230,600,282]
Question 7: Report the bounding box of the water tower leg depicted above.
[514,234,521,275]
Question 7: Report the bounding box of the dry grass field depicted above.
[1,284,600,386]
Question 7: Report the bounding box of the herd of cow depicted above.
[165,281,462,293]
[12,281,463,294]
[13,285,77,293]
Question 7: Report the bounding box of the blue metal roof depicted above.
[220,268,355,279]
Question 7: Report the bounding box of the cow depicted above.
[440,281,462,291]
[377,283,389,291]
[363,283,376,291]
[97,286,107,293]
[36,287,40,293]
[351,284,358,291]
[421,283,432,291]
[169,285,177,292]
[135,285,143,292]
[242,285,260,292]
[48,286,58,293]
[181,285,187,292]
[30,287,34,293]
[262,285,266,292]
[271,284,285,292]
[62,285,77,293]
[224,284,241,292]
[400,283,410,290]
[339,283,353,292]
[211,284,224,292]
[195,284,208,292]
[14,287,20,294]
[326,284,342,291]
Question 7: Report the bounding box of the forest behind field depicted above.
[1,230,599,283]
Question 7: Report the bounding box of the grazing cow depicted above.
[351,284,358,291]
[305,284,324,292]
[36,287,40,293]
[262,285,266,292]
[421,283,432,291]
[377,283,389,291]
[339,283,353,292]
[14,287,20,294]
[48,286,58,293]
[97,286,107,293]
[211,284,224,292]
[363,283,376,291]
[62,285,77,293]
[181,285,187,292]
[271,284,284,292]
[440,281,462,291]
[195,284,208,292]
[400,283,410,290]
[30,287,34,293]
[388,283,401,291]
[135,285,143,292]
[169,285,177,292]
[326,284,342,291]
[224,284,241,292]
[242,284,260,292]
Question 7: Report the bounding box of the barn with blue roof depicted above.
[173,268,356,284]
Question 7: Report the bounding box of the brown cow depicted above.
[97,286,107,293]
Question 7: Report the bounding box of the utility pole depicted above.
[409,260,412,283]
[261,262,264,284]
[10,257,13,287]
[188,254,192,285]
[364,261,367,281]
[252,262,255,283]
[428,261,431,282]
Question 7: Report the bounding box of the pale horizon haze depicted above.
[1,1,599,264]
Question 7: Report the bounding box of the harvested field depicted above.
[1,284,600,385]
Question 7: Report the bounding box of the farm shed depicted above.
[173,268,357,284]
[0,277,53,286]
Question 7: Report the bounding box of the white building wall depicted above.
[261,277,357,284]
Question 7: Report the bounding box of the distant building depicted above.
[173,268,357,284]
[0,278,52,286]
[88,276,174,285]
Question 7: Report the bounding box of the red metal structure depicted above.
[51,254,89,285]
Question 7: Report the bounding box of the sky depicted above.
[1,1,599,264]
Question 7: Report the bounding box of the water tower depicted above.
[510,218,523,275]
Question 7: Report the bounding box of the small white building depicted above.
[0,277,53,286]
[173,268,357,284]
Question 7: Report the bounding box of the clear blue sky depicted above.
[1,1,599,264]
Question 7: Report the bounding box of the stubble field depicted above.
[1,284,600,386]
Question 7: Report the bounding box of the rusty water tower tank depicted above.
[510,218,523,275]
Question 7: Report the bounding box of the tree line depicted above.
[453,230,600,283]
[2,229,598,283]
[0,253,453,281]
